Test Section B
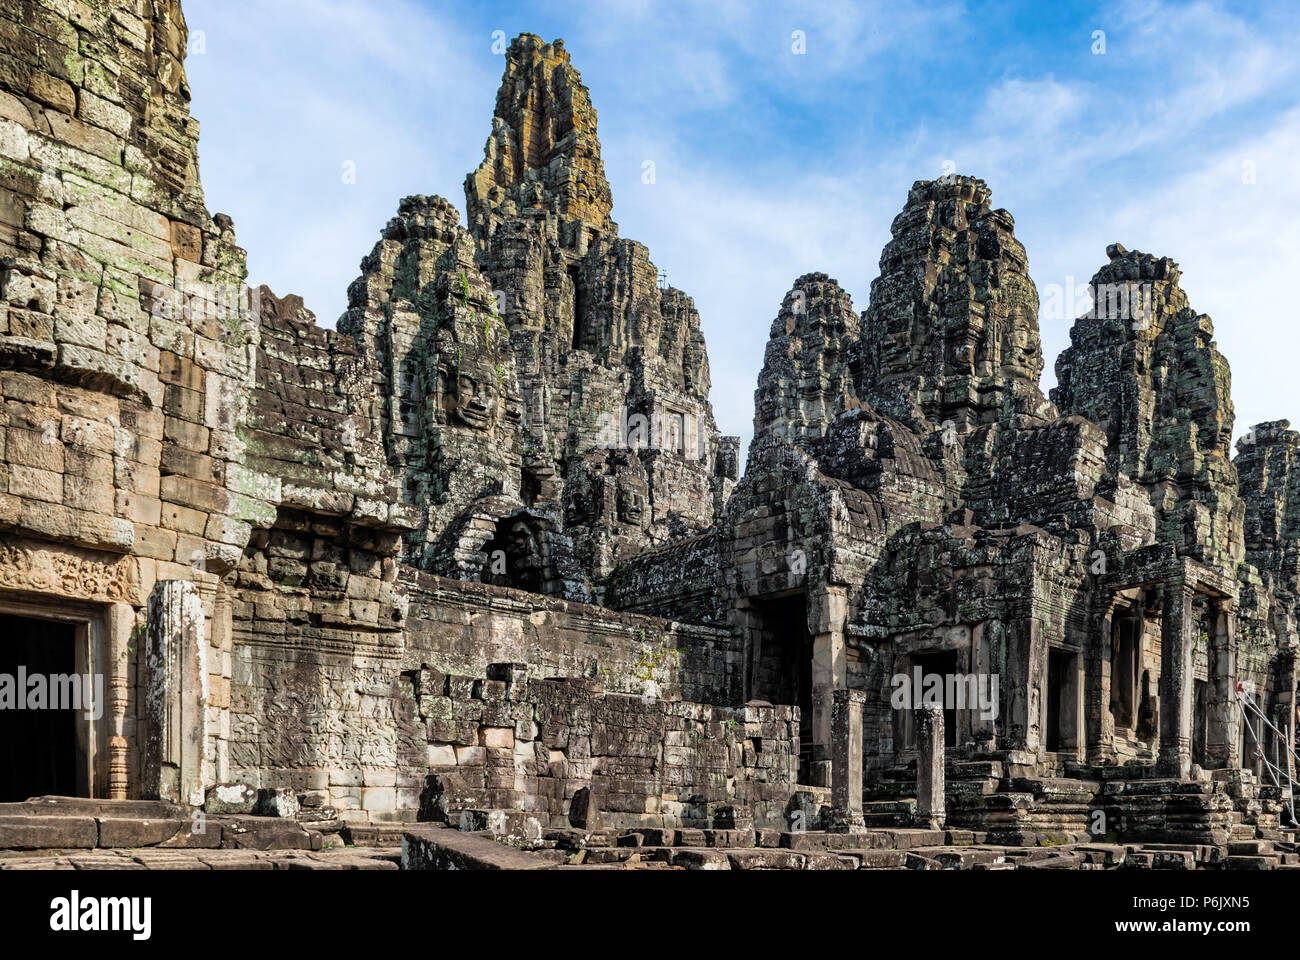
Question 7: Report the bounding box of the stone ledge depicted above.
[401,826,555,870]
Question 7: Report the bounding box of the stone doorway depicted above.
[1193,679,1209,768]
[1045,648,1081,756]
[0,612,87,802]
[1110,614,1138,732]
[910,650,959,749]
[749,594,813,782]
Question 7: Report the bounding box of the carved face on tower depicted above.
[451,359,502,431]
[564,476,602,527]
[616,474,647,525]
[1001,298,1043,383]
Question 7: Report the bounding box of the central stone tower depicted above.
[344,35,738,591]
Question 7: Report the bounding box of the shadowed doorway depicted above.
[0,613,80,802]
[749,594,813,782]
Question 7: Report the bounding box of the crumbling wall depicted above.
[1236,420,1299,634]
[226,567,755,823]
[420,677,797,831]
[602,531,724,626]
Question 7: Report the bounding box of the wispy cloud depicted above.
[187,0,497,325]
[184,0,1300,454]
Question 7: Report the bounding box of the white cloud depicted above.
[180,0,1300,456]
[186,0,498,325]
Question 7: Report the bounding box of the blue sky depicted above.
[186,0,1300,454]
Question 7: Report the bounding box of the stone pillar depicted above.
[732,597,759,703]
[143,581,208,807]
[1158,577,1195,778]
[107,602,135,800]
[1087,601,1118,765]
[1279,650,1298,764]
[827,688,866,832]
[1206,598,1241,769]
[968,623,996,748]
[809,587,848,787]
[1004,617,1043,754]
[917,706,946,829]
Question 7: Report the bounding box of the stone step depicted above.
[0,811,324,852]
[0,797,188,819]
[948,760,1005,779]
[340,822,422,847]
[1228,839,1274,856]
[0,816,97,850]
[1223,855,1280,870]
[1101,779,1224,797]
[402,826,554,870]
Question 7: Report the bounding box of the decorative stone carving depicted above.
[0,539,137,604]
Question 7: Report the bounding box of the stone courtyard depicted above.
[0,0,1297,872]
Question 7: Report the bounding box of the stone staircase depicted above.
[863,758,1288,848]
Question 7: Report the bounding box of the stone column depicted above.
[1087,600,1118,765]
[809,587,848,787]
[917,706,946,829]
[1280,650,1298,764]
[827,688,866,832]
[107,602,135,800]
[968,623,996,748]
[143,581,208,807]
[731,597,759,703]
[1158,577,1196,778]
[1206,598,1241,769]
[1004,618,1043,754]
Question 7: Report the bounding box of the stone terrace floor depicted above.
[3,798,1296,870]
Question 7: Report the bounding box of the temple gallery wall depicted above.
[0,0,1297,846]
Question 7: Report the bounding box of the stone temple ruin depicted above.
[0,0,1297,871]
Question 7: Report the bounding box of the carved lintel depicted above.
[0,538,137,605]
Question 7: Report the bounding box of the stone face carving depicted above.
[1053,245,1244,573]
[617,480,645,526]
[447,357,503,433]
[860,177,1053,430]
[340,197,524,569]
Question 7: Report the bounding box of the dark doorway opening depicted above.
[750,595,812,782]
[1137,669,1158,742]
[1110,614,1137,731]
[568,265,586,351]
[1047,649,1065,752]
[911,650,959,749]
[520,469,541,508]
[0,614,80,802]
[1193,679,1209,768]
